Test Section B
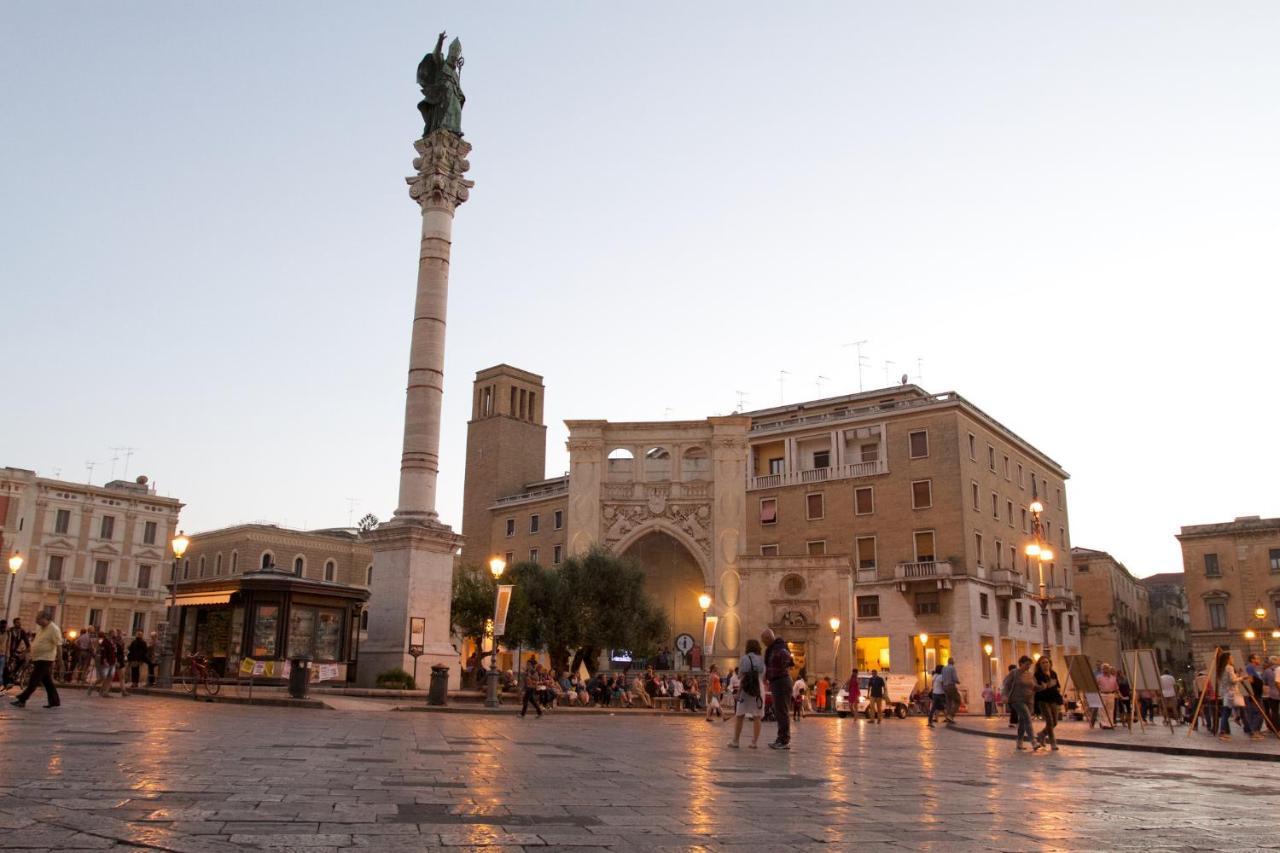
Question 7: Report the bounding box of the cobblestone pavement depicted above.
[1,693,1278,851]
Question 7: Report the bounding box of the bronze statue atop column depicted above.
[417,31,465,137]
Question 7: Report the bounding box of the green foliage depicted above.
[375,667,416,690]
[451,565,496,650]
[497,549,669,672]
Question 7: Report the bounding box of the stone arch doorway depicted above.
[622,530,707,664]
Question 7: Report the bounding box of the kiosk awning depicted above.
[175,592,233,606]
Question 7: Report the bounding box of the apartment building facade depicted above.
[0,467,183,634]
[1070,547,1150,668]
[1141,571,1193,675]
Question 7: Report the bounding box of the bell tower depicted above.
[459,364,548,566]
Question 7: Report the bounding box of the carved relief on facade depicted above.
[602,500,713,559]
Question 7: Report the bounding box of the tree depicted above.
[450,566,495,663]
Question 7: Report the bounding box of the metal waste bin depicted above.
[428,664,449,706]
[288,656,312,699]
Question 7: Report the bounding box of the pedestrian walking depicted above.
[127,631,149,689]
[1264,657,1280,731]
[1005,664,1018,727]
[10,612,61,709]
[866,669,886,723]
[95,630,118,697]
[761,628,794,750]
[982,683,995,717]
[845,668,860,717]
[520,660,543,718]
[1159,669,1179,724]
[1244,654,1267,740]
[1096,664,1119,729]
[704,664,723,721]
[1215,650,1246,741]
[1033,656,1062,751]
[4,618,31,690]
[145,631,159,686]
[927,665,946,727]
[791,675,806,721]
[941,658,962,723]
[727,639,765,749]
[1003,655,1036,751]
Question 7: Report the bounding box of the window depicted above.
[132,612,146,634]
[47,555,64,581]
[366,565,373,585]
[1006,500,1014,526]
[1018,464,1025,489]
[1021,508,1028,533]
[974,532,984,566]
[143,521,157,545]
[88,608,103,629]
[909,430,929,459]
[991,493,999,519]
[913,530,936,563]
[505,518,516,537]
[768,458,784,475]
[324,560,336,582]
[553,544,563,564]
[554,510,564,530]
[911,480,932,509]
[857,595,880,619]
[215,554,222,575]
[993,539,1003,569]
[504,551,514,567]
[988,445,996,471]
[261,552,273,570]
[1076,561,1089,573]
[530,548,539,564]
[806,493,825,520]
[807,540,827,556]
[760,498,778,525]
[137,565,152,589]
[856,536,877,569]
[198,556,206,577]
[783,574,806,596]
[1059,529,1066,549]
[812,450,831,469]
[94,560,109,585]
[971,482,980,511]
[1015,602,1024,624]
[183,559,190,579]
[1067,614,1074,634]
[855,487,874,515]
[1204,554,1220,577]
[1009,545,1016,571]
[1003,455,1010,479]
[360,609,369,631]
[1208,601,1227,630]
[760,544,780,557]
[1030,606,1037,626]
[232,551,239,573]
[530,514,540,534]
[1056,488,1063,509]
[860,444,879,463]
[294,556,305,577]
[1269,549,1280,573]
[979,593,990,618]
[915,592,940,615]
[100,515,115,539]
[54,509,71,534]
[968,433,976,460]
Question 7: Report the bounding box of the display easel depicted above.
[1186,648,1218,737]
[1066,654,1113,729]
[1121,649,1171,734]
[1186,648,1280,740]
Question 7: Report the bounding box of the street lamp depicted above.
[830,617,841,680]
[1025,491,1060,656]
[5,552,22,623]
[1244,605,1280,655]
[485,557,506,708]
[157,531,189,689]
[697,592,712,670]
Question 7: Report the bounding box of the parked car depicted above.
[834,674,917,719]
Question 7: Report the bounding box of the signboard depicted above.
[675,633,695,655]
[408,617,426,657]
[702,616,719,657]
[610,649,633,663]
[493,585,513,636]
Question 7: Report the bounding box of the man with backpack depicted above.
[761,628,794,750]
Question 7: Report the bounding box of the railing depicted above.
[492,481,569,507]
[747,459,887,491]
[991,569,1026,591]
[894,561,953,581]
[856,567,879,584]
[602,481,713,500]
[750,392,960,433]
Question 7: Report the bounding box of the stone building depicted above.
[1177,516,1280,669]
[181,523,373,590]
[1070,547,1150,668]
[461,368,1082,696]
[0,466,183,634]
[1141,571,1193,675]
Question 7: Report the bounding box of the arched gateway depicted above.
[620,530,707,654]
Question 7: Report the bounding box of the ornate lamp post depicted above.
[1244,605,1280,656]
[485,556,506,708]
[698,592,712,664]
[156,531,189,689]
[829,616,841,681]
[1024,497,1055,655]
[5,552,23,622]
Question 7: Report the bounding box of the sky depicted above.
[3,3,1278,577]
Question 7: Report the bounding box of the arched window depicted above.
[366,564,373,586]
[294,556,305,577]
[198,556,206,577]
[231,551,239,573]
[606,448,635,483]
[260,551,273,570]
[215,553,223,575]
[324,560,336,582]
[360,609,369,631]
[183,558,190,579]
[643,446,672,481]
[681,446,710,480]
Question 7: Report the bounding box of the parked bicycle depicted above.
[182,652,222,696]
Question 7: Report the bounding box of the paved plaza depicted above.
[1,694,1278,852]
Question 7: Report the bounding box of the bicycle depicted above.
[181,653,221,696]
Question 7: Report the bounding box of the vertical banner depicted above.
[493,585,513,636]
[833,635,841,670]
[702,615,719,656]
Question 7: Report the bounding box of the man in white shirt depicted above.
[1159,669,1179,724]
[11,612,61,709]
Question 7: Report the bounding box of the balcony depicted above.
[602,481,711,501]
[991,569,1026,599]
[748,459,887,491]
[894,561,953,585]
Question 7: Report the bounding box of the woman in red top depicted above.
[846,668,860,713]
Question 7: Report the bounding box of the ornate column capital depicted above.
[406,129,475,211]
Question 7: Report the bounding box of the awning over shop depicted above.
[175,592,233,607]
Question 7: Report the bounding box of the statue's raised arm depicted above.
[417,32,465,137]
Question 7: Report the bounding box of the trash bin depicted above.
[288,656,312,699]
[428,664,450,706]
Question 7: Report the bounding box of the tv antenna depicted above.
[843,340,869,392]
[778,370,790,404]
[85,460,97,485]
[916,358,924,385]
[663,407,674,418]
[109,446,137,479]
[345,497,359,527]
[815,375,830,396]
[883,360,895,387]
[734,390,748,413]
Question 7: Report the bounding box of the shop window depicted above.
[287,605,345,660]
[251,604,281,657]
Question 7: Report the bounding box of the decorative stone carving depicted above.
[602,501,713,559]
[407,130,474,211]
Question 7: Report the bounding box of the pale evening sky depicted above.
[3,3,1278,577]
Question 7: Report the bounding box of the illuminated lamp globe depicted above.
[698,593,712,612]
[983,643,994,656]
[8,553,22,573]
[1029,500,1044,514]
[489,557,506,579]
[918,632,929,645]
[1245,629,1257,640]
[829,616,840,634]
[1025,543,1041,557]
[171,531,189,559]
[1039,548,1055,562]
[1256,606,1267,620]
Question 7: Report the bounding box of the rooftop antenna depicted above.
[51,467,62,479]
[109,446,137,479]
[663,407,674,418]
[843,340,869,392]
[734,390,748,413]
[915,358,924,386]
[85,460,97,485]
[345,498,359,527]
[883,360,895,387]
[778,370,790,404]
[815,375,830,396]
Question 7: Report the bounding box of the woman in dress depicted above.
[1033,656,1063,751]
[728,639,765,749]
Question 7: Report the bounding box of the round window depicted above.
[782,574,805,597]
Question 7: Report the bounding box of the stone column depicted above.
[358,130,473,688]
[709,416,750,671]
[565,421,606,556]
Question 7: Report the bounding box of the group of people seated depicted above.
[506,660,710,712]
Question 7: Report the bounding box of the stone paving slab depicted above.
[3,693,1280,850]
